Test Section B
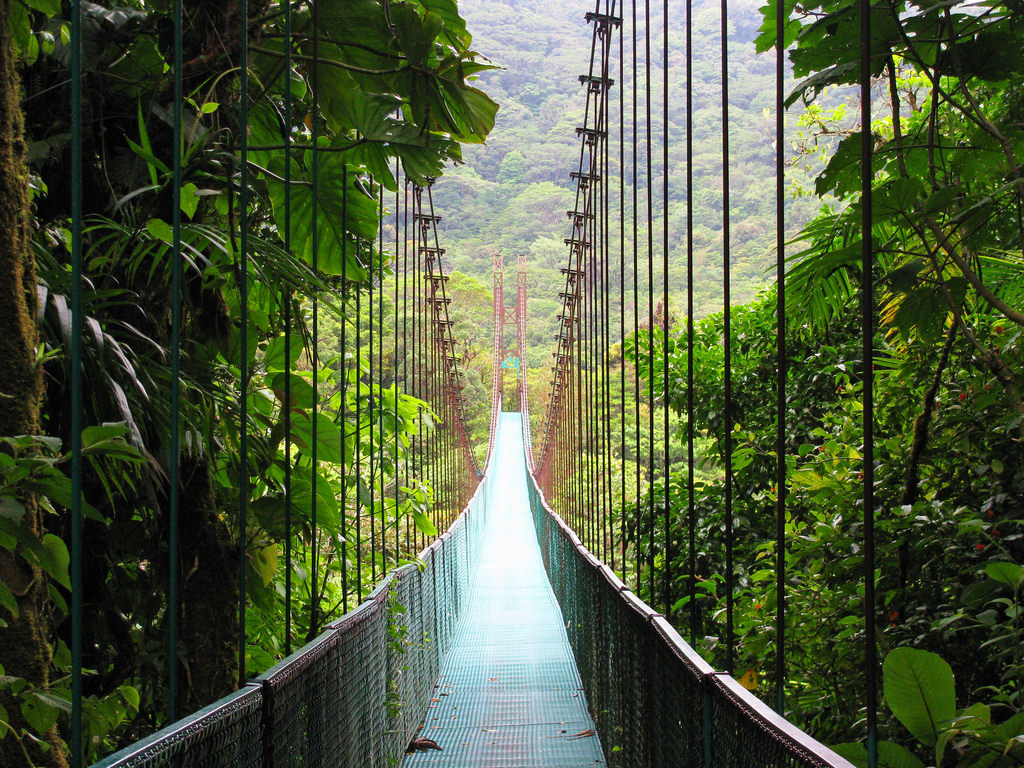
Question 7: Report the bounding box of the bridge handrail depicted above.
[520,440,856,768]
[91,684,263,768]
[92,460,495,768]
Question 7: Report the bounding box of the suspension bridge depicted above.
[94,369,852,768]
[4,0,984,763]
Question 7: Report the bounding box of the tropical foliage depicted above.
[0,0,495,764]
[616,0,1024,759]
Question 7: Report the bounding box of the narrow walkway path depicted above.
[403,412,606,768]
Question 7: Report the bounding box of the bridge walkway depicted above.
[403,412,606,768]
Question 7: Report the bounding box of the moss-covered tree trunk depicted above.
[0,2,69,765]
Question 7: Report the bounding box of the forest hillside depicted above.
[434,0,830,370]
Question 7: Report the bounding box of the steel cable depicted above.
[859,0,878,763]
[685,0,698,648]
[168,0,182,723]
[720,0,735,674]
[70,0,83,762]
[310,10,321,635]
[282,0,294,659]
[661,0,672,620]
[774,0,788,714]
[238,0,251,686]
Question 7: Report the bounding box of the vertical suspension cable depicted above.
[410,186,420,551]
[310,23,321,635]
[601,5,614,565]
[418,192,427,548]
[424,229,434,526]
[685,0,698,647]
[618,7,626,577]
[394,166,401,564]
[238,0,250,687]
[431,259,439,522]
[721,0,735,674]
[661,0,672,619]
[356,246,364,595]
[402,180,411,555]
[631,0,641,592]
[168,0,183,720]
[340,178,349,611]
[70,0,83,761]
[774,0,788,714]
[860,0,878,763]
[577,266,584,542]
[369,220,378,583]
[379,187,387,565]
[645,0,656,600]
[282,0,293,653]
[588,153,597,553]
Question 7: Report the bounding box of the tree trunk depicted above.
[178,456,240,713]
[0,1,69,764]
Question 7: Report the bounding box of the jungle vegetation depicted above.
[613,0,1024,762]
[0,0,496,764]
[0,0,1022,765]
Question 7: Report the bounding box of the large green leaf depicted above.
[831,741,926,768]
[250,543,278,587]
[290,471,341,536]
[334,123,460,190]
[754,0,802,54]
[311,0,398,73]
[265,152,377,280]
[265,333,304,372]
[321,83,460,189]
[415,0,471,48]
[270,372,316,411]
[391,3,442,68]
[291,411,346,466]
[985,561,1024,589]
[883,647,956,747]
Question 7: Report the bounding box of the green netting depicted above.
[91,685,263,768]
[93,472,492,768]
[525,428,856,768]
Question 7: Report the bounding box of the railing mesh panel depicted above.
[91,685,263,768]
[524,459,854,768]
[94,479,490,768]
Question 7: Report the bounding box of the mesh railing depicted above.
[93,471,492,768]
[523,460,856,768]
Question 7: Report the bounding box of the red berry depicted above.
[975,543,986,551]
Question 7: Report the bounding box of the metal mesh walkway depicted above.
[403,412,606,768]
